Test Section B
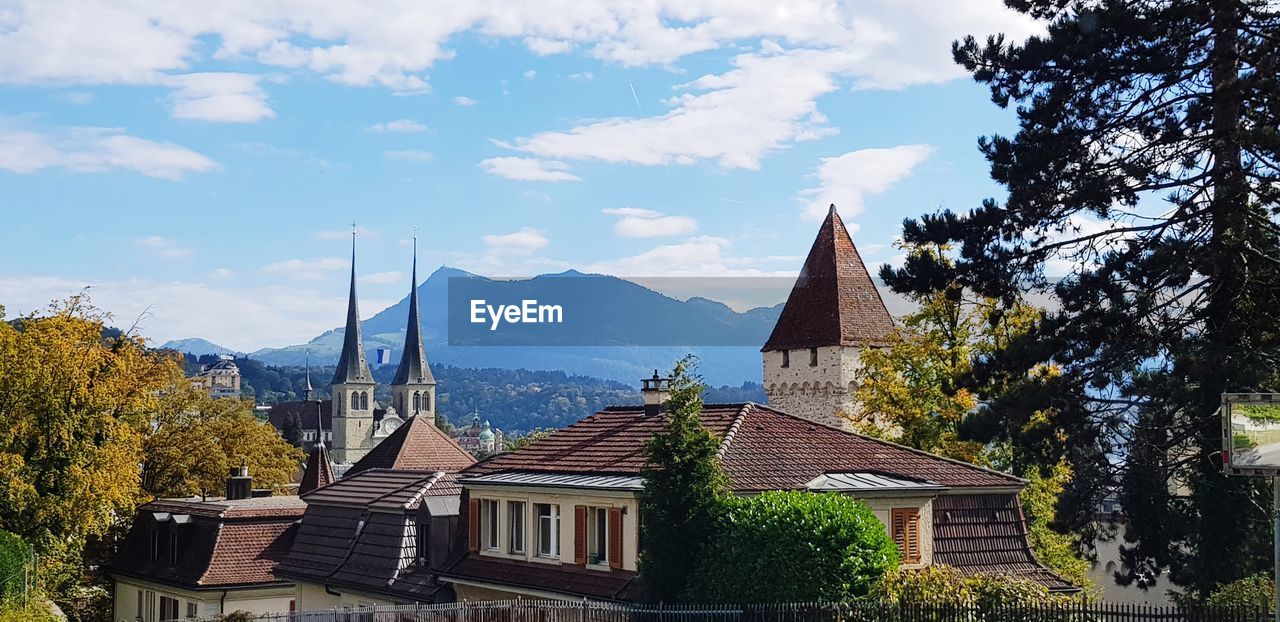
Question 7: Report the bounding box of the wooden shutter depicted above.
[468,498,480,553]
[574,505,588,565]
[891,508,921,564]
[608,508,623,569]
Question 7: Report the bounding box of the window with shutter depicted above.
[468,498,480,553]
[574,505,588,565]
[608,508,623,569]
[891,508,921,564]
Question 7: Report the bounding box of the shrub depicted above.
[689,491,899,603]
[0,532,26,601]
[873,565,1066,609]
[1204,573,1273,609]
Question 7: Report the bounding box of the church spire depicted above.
[392,230,434,389]
[332,225,373,385]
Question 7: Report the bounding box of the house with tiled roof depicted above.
[437,205,1074,602]
[107,468,305,621]
[272,468,468,609]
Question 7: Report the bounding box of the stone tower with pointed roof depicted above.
[762,204,896,430]
[390,236,437,422]
[331,231,377,464]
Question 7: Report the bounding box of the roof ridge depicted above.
[714,404,750,460]
[746,401,1025,485]
[400,471,445,510]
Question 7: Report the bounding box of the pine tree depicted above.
[885,0,1280,593]
[639,356,728,603]
[281,413,303,448]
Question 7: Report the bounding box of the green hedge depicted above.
[689,491,899,602]
[0,531,26,601]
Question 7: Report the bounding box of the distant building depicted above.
[107,466,304,621]
[190,357,242,399]
[453,415,504,455]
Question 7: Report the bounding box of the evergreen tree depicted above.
[885,0,1280,593]
[281,413,303,448]
[639,356,729,603]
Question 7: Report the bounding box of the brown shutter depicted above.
[574,505,588,565]
[891,508,921,564]
[468,498,480,553]
[608,508,623,569]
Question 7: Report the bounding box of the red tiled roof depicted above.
[347,415,476,476]
[299,444,335,495]
[199,520,298,586]
[932,494,1076,592]
[466,403,1021,489]
[303,468,458,510]
[443,555,639,601]
[763,204,895,351]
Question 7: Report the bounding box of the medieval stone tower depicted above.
[390,236,436,421]
[762,204,895,431]
[331,232,377,464]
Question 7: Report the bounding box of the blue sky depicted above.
[0,1,1041,351]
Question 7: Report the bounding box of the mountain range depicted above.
[164,267,802,385]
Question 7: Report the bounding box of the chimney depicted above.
[225,461,252,501]
[642,370,671,417]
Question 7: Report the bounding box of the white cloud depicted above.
[359,270,403,284]
[453,96,477,106]
[0,275,380,352]
[523,69,537,79]
[483,228,550,255]
[795,145,935,221]
[135,236,192,259]
[478,157,580,182]
[383,149,434,161]
[0,124,217,180]
[568,72,594,81]
[166,72,274,122]
[603,207,697,238]
[368,118,429,133]
[261,257,348,281]
[584,235,792,277]
[208,268,234,280]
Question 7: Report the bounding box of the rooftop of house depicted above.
[345,415,476,477]
[463,402,1022,491]
[762,204,896,351]
[275,468,460,602]
[107,496,304,590]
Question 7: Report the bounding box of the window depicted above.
[360,391,369,410]
[412,392,421,412]
[149,529,158,561]
[350,392,359,410]
[781,350,790,368]
[186,602,197,619]
[891,508,922,564]
[536,503,560,558]
[416,520,430,565]
[169,531,179,565]
[509,501,526,554]
[136,590,144,621]
[159,596,179,622]
[422,392,430,410]
[809,347,818,366]
[588,507,608,565]
[481,499,500,550]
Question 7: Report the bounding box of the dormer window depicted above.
[535,503,560,558]
[169,531,179,565]
[149,529,158,561]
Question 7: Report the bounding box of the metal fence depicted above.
[214,599,1273,622]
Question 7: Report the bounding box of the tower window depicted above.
[361,391,369,410]
[781,351,790,368]
[809,348,818,366]
[413,392,421,412]
[423,392,430,411]
[351,392,359,410]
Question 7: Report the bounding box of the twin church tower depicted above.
[330,231,436,464]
